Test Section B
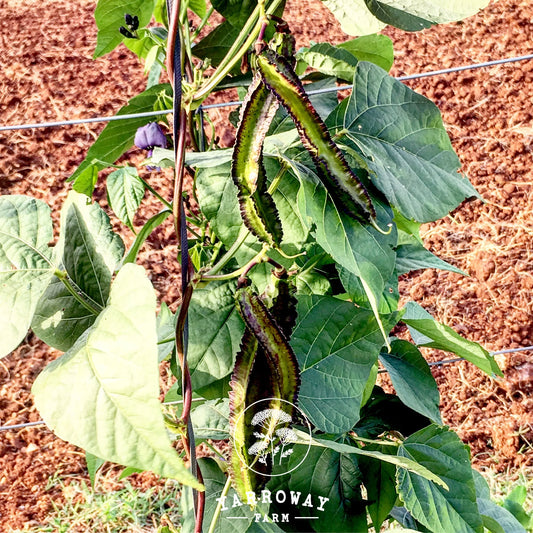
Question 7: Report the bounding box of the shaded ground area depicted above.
[1,0,532,529]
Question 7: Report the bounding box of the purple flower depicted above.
[134,122,168,151]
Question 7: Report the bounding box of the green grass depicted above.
[14,465,533,532]
[14,476,183,533]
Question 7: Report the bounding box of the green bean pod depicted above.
[231,72,283,247]
[229,286,300,499]
[255,48,377,222]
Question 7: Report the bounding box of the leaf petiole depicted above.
[53,269,103,316]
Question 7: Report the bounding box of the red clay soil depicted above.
[1,0,533,529]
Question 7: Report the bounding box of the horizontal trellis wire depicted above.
[1,53,533,132]
[2,345,533,432]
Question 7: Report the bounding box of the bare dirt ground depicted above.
[1,0,532,529]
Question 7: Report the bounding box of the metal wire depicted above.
[2,344,532,433]
[1,53,533,132]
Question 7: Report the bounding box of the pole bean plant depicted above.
[1,0,526,531]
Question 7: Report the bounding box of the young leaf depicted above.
[69,84,172,195]
[402,301,502,377]
[94,0,156,58]
[85,451,105,489]
[33,264,201,488]
[188,0,206,18]
[0,196,54,358]
[337,61,479,222]
[290,295,398,433]
[397,424,483,533]
[106,166,145,231]
[379,339,441,424]
[32,191,125,352]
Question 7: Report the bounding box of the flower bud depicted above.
[119,26,135,39]
[134,122,168,150]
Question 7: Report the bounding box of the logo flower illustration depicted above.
[248,408,298,466]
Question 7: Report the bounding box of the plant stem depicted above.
[191,6,214,40]
[202,244,268,282]
[207,475,232,533]
[193,0,284,103]
[205,226,249,276]
[137,175,173,210]
[54,270,103,315]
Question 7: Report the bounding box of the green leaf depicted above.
[269,443,368,532]
[502,486,532,529]
[192,20,241,67]
[397,424,483,533]
[379,339,441,423]
[364,0,433,31]
[156,302,175,362]
[402,301,502,377]
[196,162,258,261]
[293,160,396,342]
[305,434,447,488]
[191,399,230,441]
[188,0,207,18]
[181,458,256,533]
[295,269,331,295]
[291,295,397,433]
[32,191,125,352]
[338,62,479,222]
[106,166,145,231]
[298,42,359,82]
[32,264,200,488]
[396,238,465,276]
[0,196,54,358]
[321,0,387,35]
[211,0,256,27]
[338,264,399,313]
[69,84,172,194]
[122,209,171,265]
[359,444,398,531]
[367,0,490,29]
[473,471,527,533]
[94,0,156,57]
[188,280,245,390]
[337,34,394,72]
[196,160,308,267]
[321,0,489,35]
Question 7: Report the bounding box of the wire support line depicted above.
[2,345,533,433]
[2,54,533,132]
[0,421,47,431]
